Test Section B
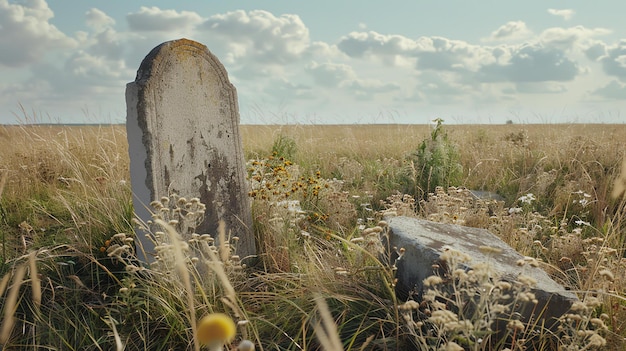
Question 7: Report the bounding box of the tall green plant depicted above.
[271,134,297,161]
[402,118,462,199]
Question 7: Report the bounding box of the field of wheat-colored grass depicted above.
[0,122,625,350]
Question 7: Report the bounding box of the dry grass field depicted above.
[0,122,625,350]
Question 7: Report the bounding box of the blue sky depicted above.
[1,0,626,124]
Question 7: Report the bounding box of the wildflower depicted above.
[238,340,255,351]
[495,281,512,291]
[197,313,236,350]
[590,318,608,330]
[584,296,602,308]
[587,333,607,347]
[517,275,537,287]
[452,269,468,280]
[398,300,421,311]
[507,319,525,332]
[443,341,464,351]
[429,310,458,325]
[599,269,615,282]
[423,275,443,287]
[518,193,535,205]
[564,313,583,322]
[491,304,509,314]
[518,291,537,304]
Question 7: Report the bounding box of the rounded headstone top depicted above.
[134,38,226,84]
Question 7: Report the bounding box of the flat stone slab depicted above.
[384,216,577,328]
[469,189,505,202]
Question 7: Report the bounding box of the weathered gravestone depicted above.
[384,216,577,331]
[126,38,255,263]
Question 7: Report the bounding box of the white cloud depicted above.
[337,31,490,71]
[341,78,400,100]
[0,0,77,67]
[590,80,626,99]
[1,3,623,124]
[547,8,575,21]
[515,82,568,94]
[414,37,491,72]
[600,41,626,81]
[24,50,131,101]
[65,52,128,83]
[305,62,356,87]
[478,43,580,82]
[86,8,115,31]
[337,31,417,58]
[82,27,126,61]
[201,10,310,64]
[413,71,471,104]
[335,27,592,92]
[585,41,607,60]
[126,6,203,32]
[540,26,611,51]
[484,21,532,42]
[343,78,400,93]
[270,78,315,100]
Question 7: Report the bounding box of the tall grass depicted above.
[0,123,624,350]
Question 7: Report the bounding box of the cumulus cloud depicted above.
[515,82,567,94]
[201,10,310,64]
[1,2,621,124]
[0,0,77,67]
[87,28,126,60]
[343,79,400,93]
[335,27,592,87]
[337,31,490,71]
[339,78,400,100]
[271,78,315,100]
[337,31,418,58]
[86,8,115,31]
[485,21,532,42]
[414,37,491,72]
[547,8,575,21]
[599,41,626,81]
[25,49,131,100]
[585,41,607,60]
[127,6,203,32]
[478,43,580,82]
[413,71,470,104]
[591,80,626,99]
[305,62,356,87]
[540,26,611,50]
[64,52,128,85]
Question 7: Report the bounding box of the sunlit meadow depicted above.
[0,122,625,350]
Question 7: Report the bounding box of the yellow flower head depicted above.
[197,313,236,348]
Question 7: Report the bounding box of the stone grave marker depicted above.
[384,216,577,332]
[126,38,255,263]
